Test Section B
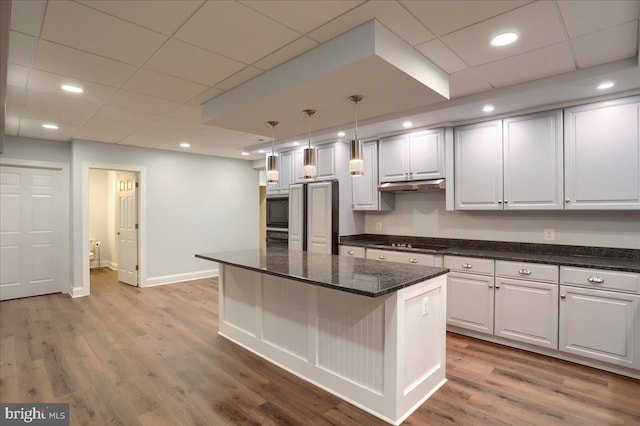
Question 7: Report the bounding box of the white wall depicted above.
[364,191,640,249]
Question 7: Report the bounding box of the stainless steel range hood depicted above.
[378,179,445,193]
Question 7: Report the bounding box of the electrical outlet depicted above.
[422,296,429,316]
[544,228,555,241]
[376,222,382,231]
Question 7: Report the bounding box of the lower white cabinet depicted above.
[339,245,365,258]
[447,271,494,334]
[366,248,435,266]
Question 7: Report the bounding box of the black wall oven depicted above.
[266,196,288,248]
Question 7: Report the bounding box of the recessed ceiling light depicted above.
[490,32,518,47]
[337,131,346,137]
[61,84,83,93]
[292,141,300,146]
[42,123,59,129]
[596,81,614,90]
[241,151,250,156]
[179,142,191,148]
[482,105,495,113]
[258,149,265,154]
[402,121,412,128]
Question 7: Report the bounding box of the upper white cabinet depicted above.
[564,97,640,210]
[379,128,445,182]
[454,111,563,210]
[351,141,394,211]
[292,141,347,184]
[266,151,294,195]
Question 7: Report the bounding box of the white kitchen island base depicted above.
[218,264,447,425]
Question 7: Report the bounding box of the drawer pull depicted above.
[489,284,493,288]
[588,276,604,284]
[409,258,418,264]
[347,250,354,255]
[560,294,566,299]
[518,269,531,275]
[379,255,387,260]
[495,284,500,289]
[462,263,473,269]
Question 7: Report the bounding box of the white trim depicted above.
[143,269,218,287]
[0,157,71,296]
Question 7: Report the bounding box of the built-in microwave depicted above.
[266,196,288,229]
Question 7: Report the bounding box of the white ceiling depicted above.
[5,0,640,160]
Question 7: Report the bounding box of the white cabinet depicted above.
[494,261,559,349]
[454,111,563,210]
[288,184,304,251]
[306,181,336,254]
[379,128,445,182]
[351,141,394,211]
[292,141,347,183]
[564,97,640,209]
[366,248,435,266]
[339,245,365,258]
[444,256,495,334]
[266,151,294,195]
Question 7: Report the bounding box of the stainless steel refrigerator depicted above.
[288,180,339,254]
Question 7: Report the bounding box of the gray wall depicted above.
[364,191,640,249]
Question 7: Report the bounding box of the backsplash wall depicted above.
[363,192,640,249]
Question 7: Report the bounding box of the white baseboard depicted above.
[90,259,114,269]
[142,269,218,288]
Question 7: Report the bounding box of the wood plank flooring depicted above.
[1,269,639,425]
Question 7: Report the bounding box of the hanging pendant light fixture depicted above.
[266,120,279,184]
[302,109,317,180]
[348,95,364,176]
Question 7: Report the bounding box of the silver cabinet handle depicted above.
[409,258,418,264]
[504,200,508,204]
[498,200,502,204]
[462,263,472,269]
[379,255,387,260]
[588,276,604,284]
[560,294,566,299]
[518,269,531,275]
[489,284,493,288]
[347,250,354,255]
[565,199,570,203]
[495,284,500,289]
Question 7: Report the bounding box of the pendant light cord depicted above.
[354,101,358,141]
[308,114,312,149]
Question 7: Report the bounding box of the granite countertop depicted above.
[341,235,640,273]
[195,249,448,297]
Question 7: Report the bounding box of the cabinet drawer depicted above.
[444,256,494,275]
[560,267,640,294]
[366,249,435,266]
[339,245,365,258]
[496,261,558,283]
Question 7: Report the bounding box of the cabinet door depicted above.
[409,129,445,180]
[447,272,494,334]
[280,152,293,193]
[564,98,640,209]
[316,144,337,180]
[288,184,305,251]
[292,149,305,183]
[494,278,558,349]
[352,141,378,210]
[307,182,336,254]
[454,120,503,210]
[503,110,563,210]
[560,285,640,369]
[339,245,365,258]
[379,134,409,182]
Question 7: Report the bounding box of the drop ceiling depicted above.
[4,0,640,160]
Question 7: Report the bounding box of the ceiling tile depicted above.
[94,105,160,125]
[133,126,189,141]
[22,90,102,126]
[10,0,46,36]
[415,39,468,74]
[77,0,204,35]
[144,38,245,86]
[123,68,207,102]
[19,118,78,141]
[41,0,166,66]
[240,0,364,34]
[253,37,318,70]
[119,133,171,148]
[441,1,566,67]
[27,69,116,104]
[307,1,434,46]
[571,21,638,69]
[214,66,263,91]
[33,40,136,87]
[558,0,640,38]
[188,126,244,143]
[175,1,300,64]
[475,42,576,88]
[6,86,27,116]
[83,117,142,134]
[7,64,29,88]
[448,69,492,98]
[105,90,180,115]
[5,116,19,136]
[163,104,202,123]
[9,31,36,66]
[149,117,204,133]
[186,86,225,106]
[73,127,129,143]
[401,0,529,36]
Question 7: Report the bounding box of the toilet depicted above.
[89,238,96,267]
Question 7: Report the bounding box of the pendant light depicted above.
[348,95,364,176]
[266,120,279,184]
[302,109,317,180]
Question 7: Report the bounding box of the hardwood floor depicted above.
[1,269,638,425]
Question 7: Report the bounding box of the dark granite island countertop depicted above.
[195,248,449,297]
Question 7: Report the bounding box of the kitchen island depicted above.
[195,249,449,425]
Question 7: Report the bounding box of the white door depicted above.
[288,184,305,251]
[307,181,334,254]
[117,173,138,286]
[0,166,63,300]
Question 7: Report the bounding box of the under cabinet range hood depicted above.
[378,179,445,193]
